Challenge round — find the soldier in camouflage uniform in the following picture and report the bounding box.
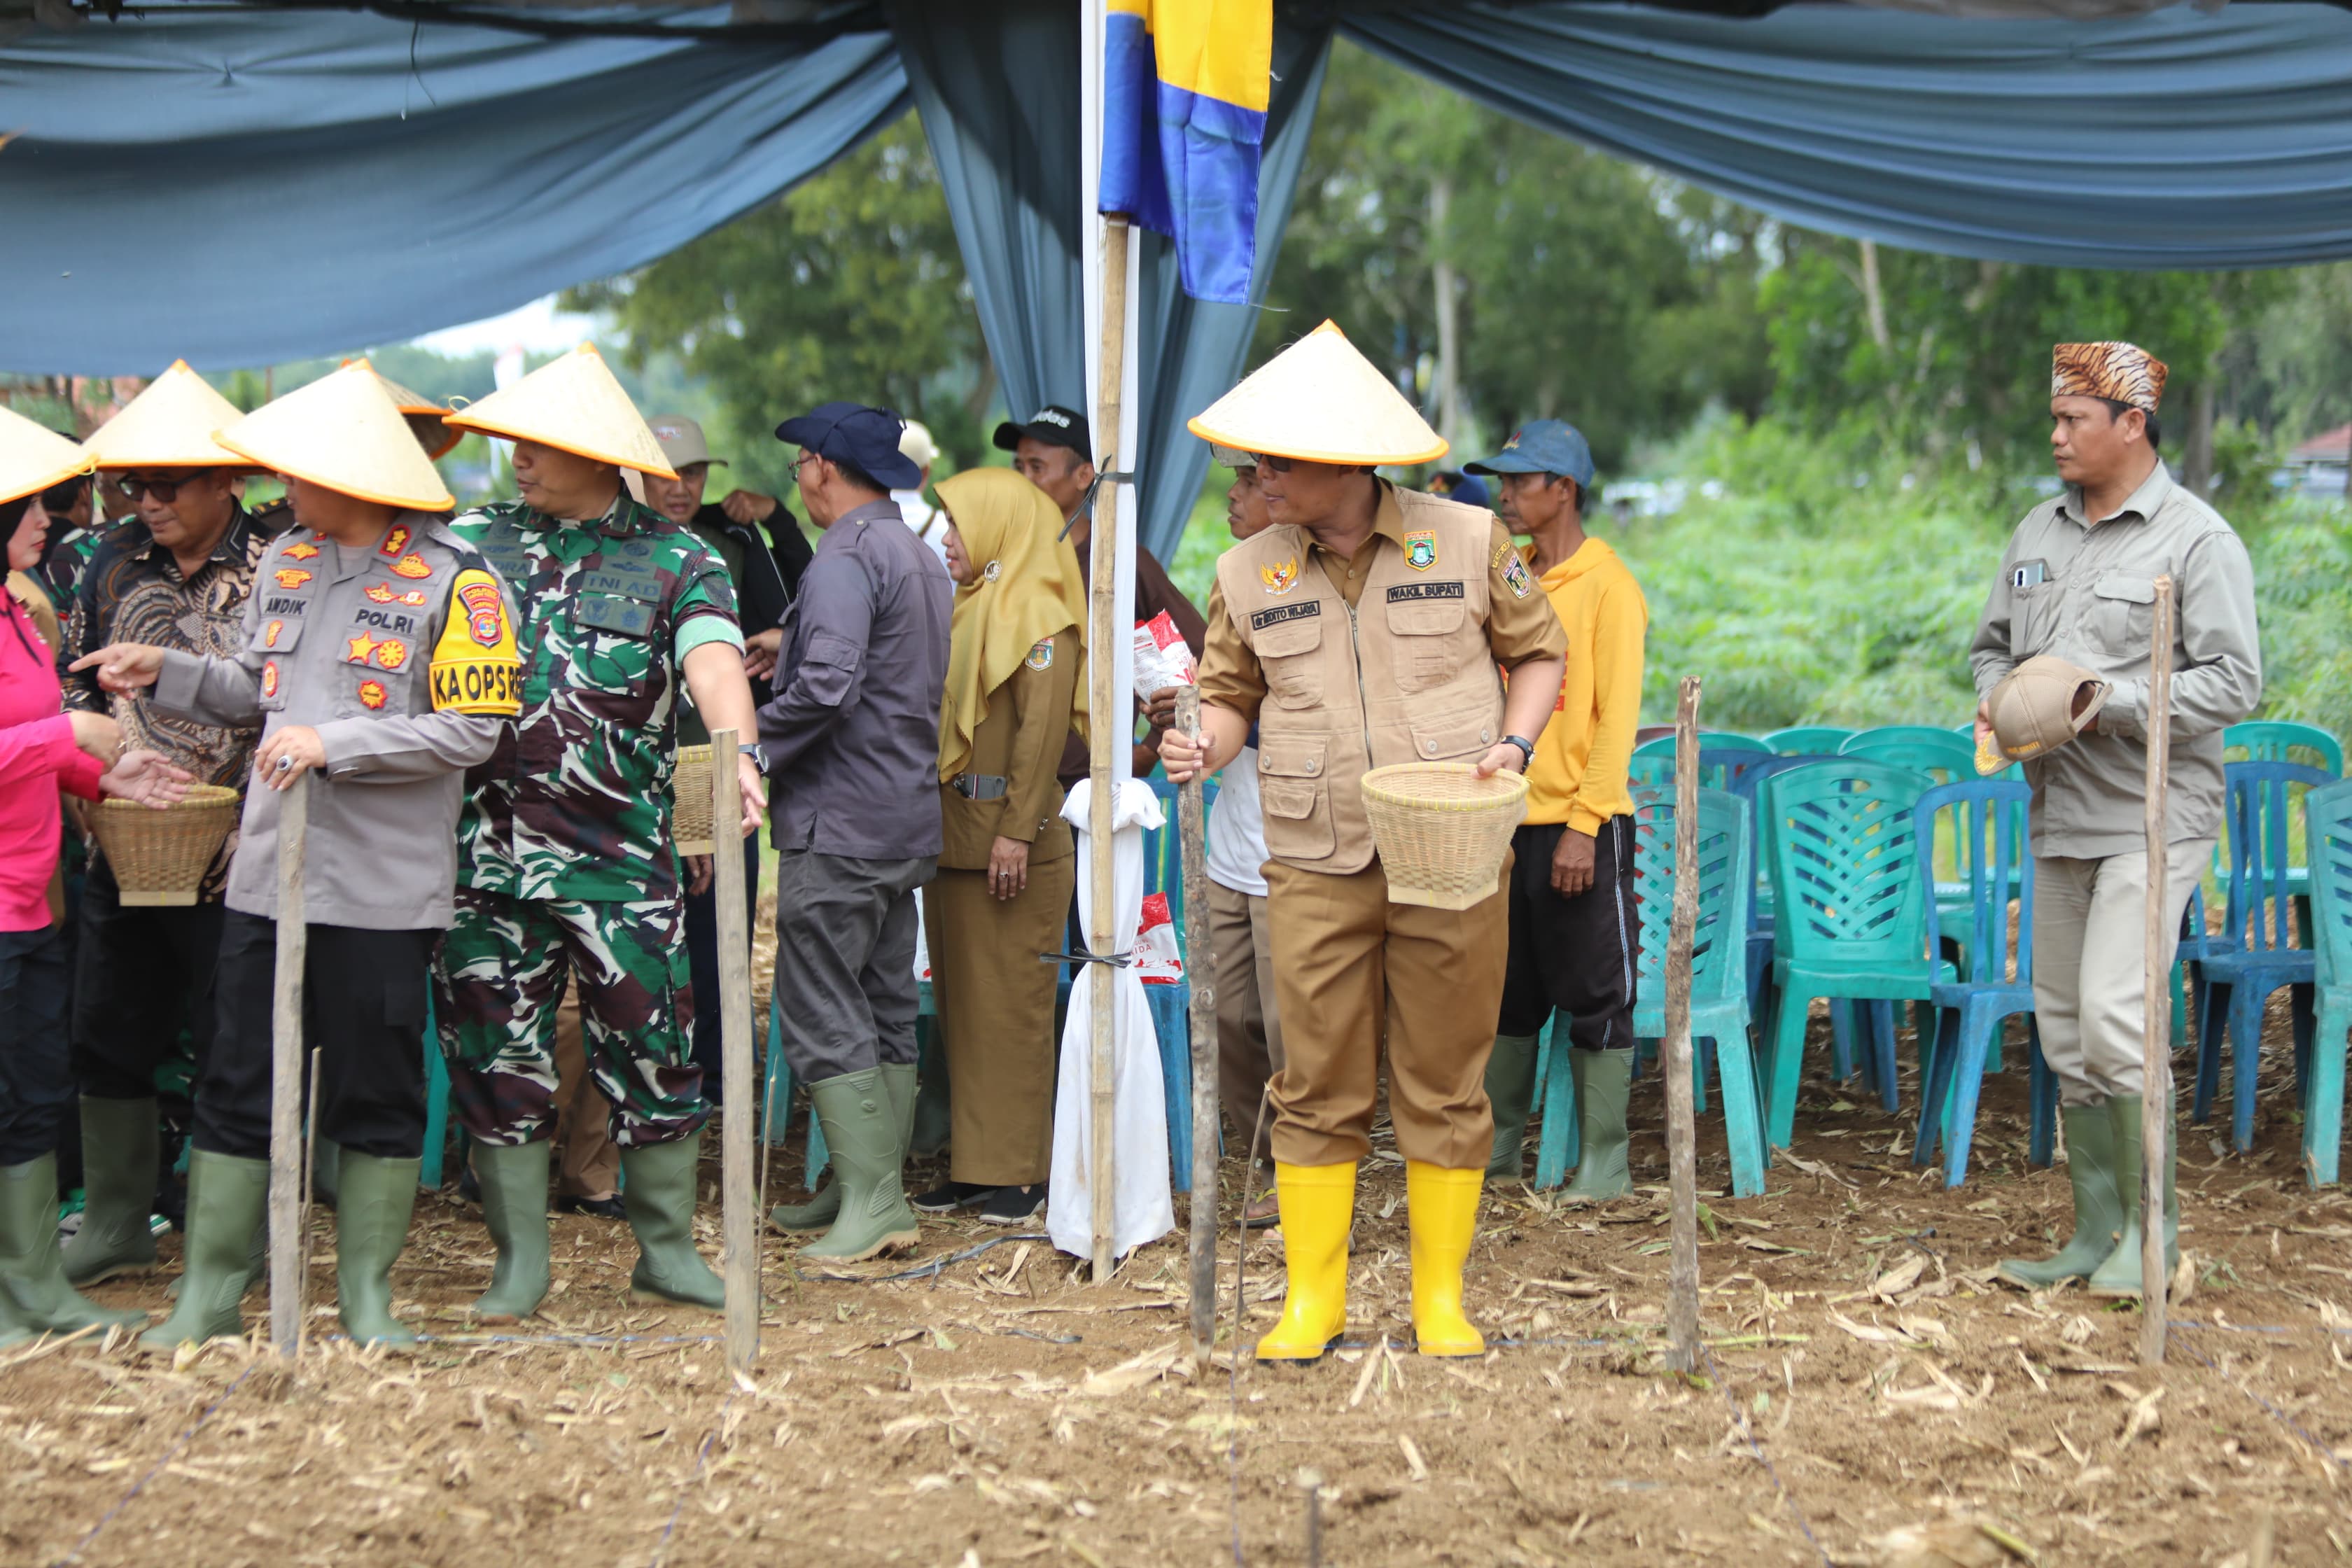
[435,346,766,1318]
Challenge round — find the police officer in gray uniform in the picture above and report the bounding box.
[75,365,522,1350]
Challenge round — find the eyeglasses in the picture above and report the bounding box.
[1253,453,1295,474]
[113,470,213,503]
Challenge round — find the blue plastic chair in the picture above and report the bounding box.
[1765,726,1855,757]
[2302,780,2352,1185]
[1910,780,2042,1187]
[1759,761,1939,1149]
[2197,761,2328,1151]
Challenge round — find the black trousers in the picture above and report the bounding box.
[0,925,74,1168]
[1497,817,1640,1049]
[71,857,224,1102]
[683,838,760,1105]
[193,913,435,1162]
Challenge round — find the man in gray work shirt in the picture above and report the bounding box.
[1970,340,2261,1298]
[755,402,951,1261]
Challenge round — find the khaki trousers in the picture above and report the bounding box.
[927,854,1075,1187]
[550,986,620,1200]
[1263,856,1511,1169]
[1209,881,1285,1165]
[2032,836,2213,1106]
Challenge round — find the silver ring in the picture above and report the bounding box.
[274,756,293,771]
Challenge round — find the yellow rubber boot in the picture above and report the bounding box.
[1406,1161,1485,1357]
[1254,1162,1355,1362]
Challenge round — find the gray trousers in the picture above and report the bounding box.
[2032,835,2213,1106]
[771,848,936,1084]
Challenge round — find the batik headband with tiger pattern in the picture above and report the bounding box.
[2052,342,2168,414]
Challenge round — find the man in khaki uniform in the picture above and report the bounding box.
[1161,323,1566,1360]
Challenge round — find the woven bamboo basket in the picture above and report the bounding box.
[92,784,241,907]
[1360,763,1528,910]
[671,744,715,855]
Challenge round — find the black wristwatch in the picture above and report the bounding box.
[738,742,768,776]
[1501,734,1535,772]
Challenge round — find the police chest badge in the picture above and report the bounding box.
[390,553,432,580]
[1404,531,1438,572]
[357,679,388,710]
[429,568,524,717]
[1260,557,1301,596]
[262,620,286,650]
[1500,552,1534,599]
[260,659,280,699]
[1024,638,1055,671]
[281,542,320,561]
[274,568,313,589]
[365,583,428,607]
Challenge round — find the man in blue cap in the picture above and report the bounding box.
[1463,421,1648,1200]
[757,402,954,1259]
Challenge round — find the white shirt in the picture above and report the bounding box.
[895,489,951,565]
[1204,745,1269,897]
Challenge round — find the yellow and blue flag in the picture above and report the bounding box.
[1099,0,1273,305]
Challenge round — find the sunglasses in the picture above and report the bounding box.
[113,470,214,503]
[1253,453,1295,473]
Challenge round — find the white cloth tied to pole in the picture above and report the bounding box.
[1046,778,1173,1260]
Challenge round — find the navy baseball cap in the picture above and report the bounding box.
[1462,419,1596,490]
[776,400,923,491]
[993,403,1091,458]
[1430,470,1490,510]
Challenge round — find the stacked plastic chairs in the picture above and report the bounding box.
[2303,779,2352,1185]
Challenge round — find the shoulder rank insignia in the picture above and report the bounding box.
[260,659,280,699]
[430,567,523,717]
[390,553,432,580]
[378,523,412,559]
[1024,638,1055,671]
[357,679,388,710]
[1499,550,1534,600]
[1259,556,1301,596]
[281,541,321,561]
[364,583,429,606]
[273,567,313,589]
[1404,530,1438,572]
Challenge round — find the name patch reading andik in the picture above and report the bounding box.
[430,568,523,716]
[1250,601,1321,631]
[1385,581,1464,603]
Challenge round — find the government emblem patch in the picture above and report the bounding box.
[1024,639,1054,671]
[1404,531,1437,572]
[1260,557,1300,596]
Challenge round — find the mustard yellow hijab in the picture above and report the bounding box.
[935,467,1090,782]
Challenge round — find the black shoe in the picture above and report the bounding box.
[913,1181,990,1214]
[975,1184,1045,1226]
[556,1193,627,1222]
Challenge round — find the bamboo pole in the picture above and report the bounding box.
[712,729,758,1373]
[267,773,309,1356]
[2140,579,2176,1366]
[1663,678,1703,1374]
[1176,688,1218,1359]
[1087,214,1132,1281]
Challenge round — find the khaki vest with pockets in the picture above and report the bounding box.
[1214,489,1506,876]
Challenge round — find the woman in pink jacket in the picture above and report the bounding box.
[0,412,187,1345]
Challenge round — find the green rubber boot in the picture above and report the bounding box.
[1483,1033,1541,1179]
[2088,1093,2179,1298]
[335,1153,419,1348]
[622,1134,724,1310]
[312,1137,342,1212]
[909,1054,951,1158]
[139,1152,268,1351]
[470,1140,550,1321]
[0,1280,36,1349]
[61,1096,159,1285]
[1997,1105,2120,1289]
[801,1070,922,1261]
[1561,1049,1633,1203]
[769,1063,919,1232]
[0,1155,146,1334]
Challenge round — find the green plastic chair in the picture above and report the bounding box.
[2226,720,2344,777]
[1636,731,1772,758]
[1765,726,1855,757]
[1759,760,1939,1150]
[2304,779,2352,1184]
[1837,726,1980,785]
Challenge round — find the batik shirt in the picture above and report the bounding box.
[448,493,741,904]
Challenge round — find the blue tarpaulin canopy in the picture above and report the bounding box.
[8,0,2352,554]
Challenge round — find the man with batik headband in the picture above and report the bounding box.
[1971,340,2260,1297]
[76,363,522,1348]
[58,361,283,1291]
[435,345,765,1320]
[1162,323,1568,1361]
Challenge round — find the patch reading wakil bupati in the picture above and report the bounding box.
[1385,581,1464,603]
[1250,601,1322,631]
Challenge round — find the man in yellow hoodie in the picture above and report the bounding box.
[1463,421,1648,1198]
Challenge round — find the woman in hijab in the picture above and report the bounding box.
[914,467,1087,1226]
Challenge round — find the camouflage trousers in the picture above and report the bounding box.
[435,888,708,1149]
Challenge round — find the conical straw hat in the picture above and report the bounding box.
[0,406,92,507]
[345,360,464,460]
[1188,320,1447,466]
[216,360,455,512]
[440,343,677,478]
[82,360,256,471]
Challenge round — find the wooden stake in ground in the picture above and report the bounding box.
[711,727,758,1373]
[1663,677,1703,1374]
[267,772,309,1356]
[1175,687,1218,1359]
[2140,578,2176,1366]
[1086,214,1133,1282]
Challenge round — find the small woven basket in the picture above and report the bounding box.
[92,784,241,907]
[671,744,715,855]
[1360,763,1528,910]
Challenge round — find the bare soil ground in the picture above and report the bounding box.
[6,995,2348,1568]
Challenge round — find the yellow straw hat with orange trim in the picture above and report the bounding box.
[0,407,93,507]
[1188,319,1447,467]
[81,360,258,472]
[215,360,455,513]
[343,360,465,461]
[439,343,677,478]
